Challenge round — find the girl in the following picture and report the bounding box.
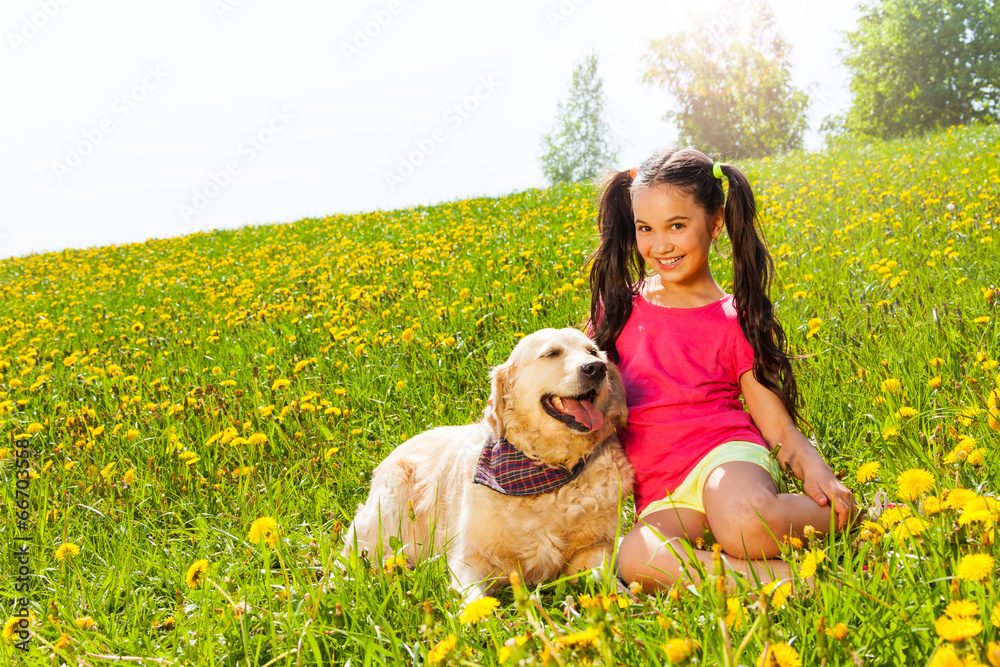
[587,147,857,591]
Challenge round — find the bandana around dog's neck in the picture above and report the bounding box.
[473,436,592,496]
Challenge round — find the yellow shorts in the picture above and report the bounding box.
[638,441,781,519]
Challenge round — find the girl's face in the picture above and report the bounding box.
[633,184,723,291]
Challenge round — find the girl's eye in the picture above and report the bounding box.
[671,223,685,230]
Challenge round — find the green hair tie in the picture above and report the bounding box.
[712,162,724,179]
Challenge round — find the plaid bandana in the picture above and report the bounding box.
[473,436,590,496]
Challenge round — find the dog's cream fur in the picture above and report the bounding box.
[342,327,635,600]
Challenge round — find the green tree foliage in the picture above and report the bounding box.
[839,0,1000,140]
[641,3,809,159]
[539,50,621,184]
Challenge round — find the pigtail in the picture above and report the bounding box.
[586,169,644,364]
[720,163,803,427]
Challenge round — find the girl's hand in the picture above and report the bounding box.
[801,458,858,531]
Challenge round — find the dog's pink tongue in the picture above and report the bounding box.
[562,398,604,431]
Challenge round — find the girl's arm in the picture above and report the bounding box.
[739,370,858,529]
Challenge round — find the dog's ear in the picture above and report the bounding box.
[606,361,628,427]
[483,361,513,438]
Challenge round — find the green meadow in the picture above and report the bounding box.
[1,123,998,666]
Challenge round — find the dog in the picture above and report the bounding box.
[341,327,634,601]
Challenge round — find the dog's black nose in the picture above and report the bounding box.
[581,360,606,380]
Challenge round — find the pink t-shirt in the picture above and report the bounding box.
[614,291,768,515]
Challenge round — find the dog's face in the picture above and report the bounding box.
[483,328,628,466]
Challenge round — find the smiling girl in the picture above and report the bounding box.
[586,147,857,590]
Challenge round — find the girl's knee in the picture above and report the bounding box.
[713,506,786,559]
[615,530,648,584]
[709,492,787,559]
[616,528,688,586]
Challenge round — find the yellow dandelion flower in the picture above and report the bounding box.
[383,554,407,573]
[186,559,209,589]
[758,642,801,667]
[945,600,980,619]
[992,602,1000,628]
[763,580,793,610]
[935,615,982,642]
[830,623,849,641]
[248,516,280,548]
[662,637,698,663]
[880,378,901,392]
[54,542,81,561]
[879,505,912,527]
[896,468,935,501]
[985,642,1000,667]
[3,616,24,642]
[928,644,963,667]
[894,516,928,540]
[725,597,745,630]
[956,553,995,582]
[799,549,826,579]
[271,378,290,391]
[897,406,918,418]
[427,634,457,664]
[922,495,942,514]
[246,433,267,445]
[856,461,880,483]
[959,497,998,525]
[882,426,900,439]
[458,596,499,624]
[556,626,600,649]
[75,616,95,630]
[943,488,978,510]
[929,376,942,388]
[929,357,945,367]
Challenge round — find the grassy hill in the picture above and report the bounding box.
[0,123,997,665]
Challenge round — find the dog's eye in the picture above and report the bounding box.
[587,349,600,357]
[543,349,561,358]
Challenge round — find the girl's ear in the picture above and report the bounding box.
[710,208,725,240]
[484,361,514,437]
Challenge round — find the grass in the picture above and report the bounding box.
[0,122,998,666]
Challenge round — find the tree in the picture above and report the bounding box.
[640,2,809,159]
[838,0,1000,140]
[539,50,622,185]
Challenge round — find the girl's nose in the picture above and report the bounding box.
[652,234,672,254]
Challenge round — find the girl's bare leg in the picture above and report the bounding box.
[616,507,791,593]
[702,462,840,560]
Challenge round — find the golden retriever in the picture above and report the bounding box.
[341,327,634,601]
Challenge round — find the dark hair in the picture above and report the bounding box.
[586,147,802,427]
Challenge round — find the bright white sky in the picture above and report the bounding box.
[0,0,859,260]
